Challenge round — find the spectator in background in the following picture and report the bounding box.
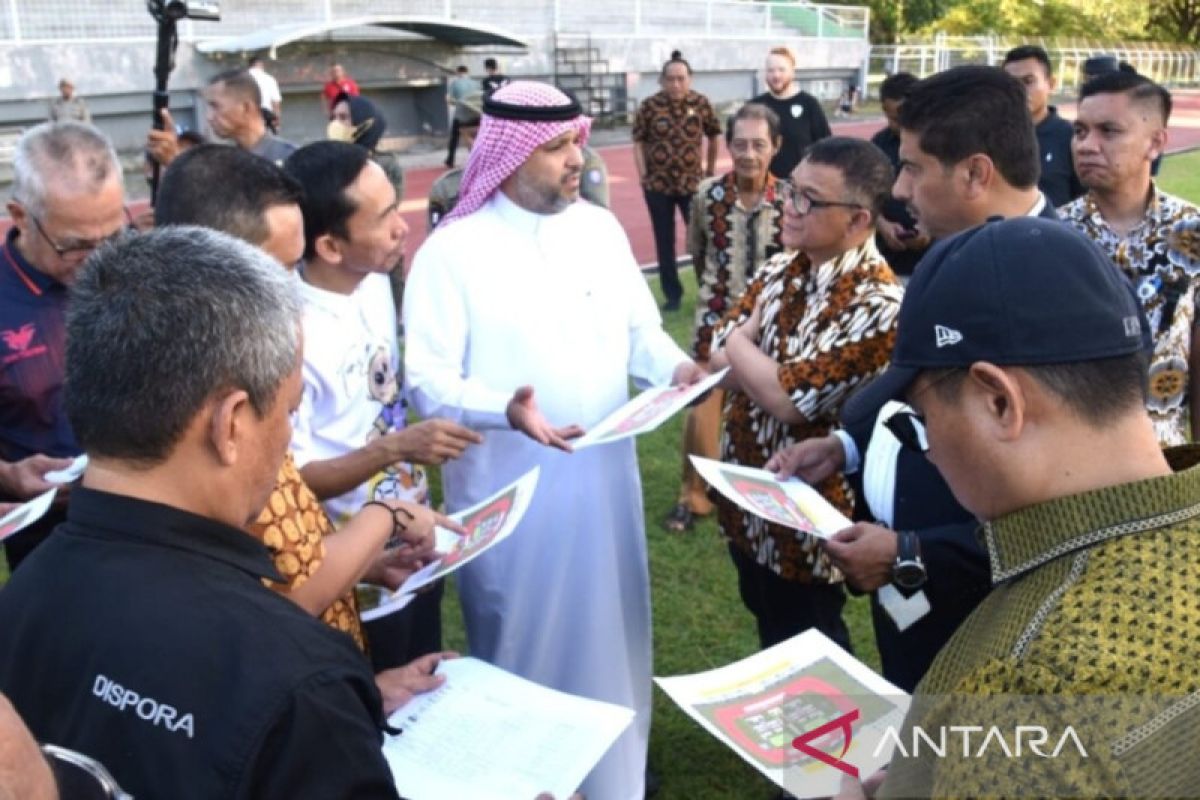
[1062,71,1200,447]
[633,51,722,312]
[322,62,359,111]
[663,102,786,533]
[0,122,127,572]
[835,83,858,117]
[481,57,509,95]
[751,46,831,179]
[248,55,283,134]
[146,69,295,169]
[445,65,475,168]
[870,71,927,276]
[47,78,89,124]
[1003,44,1084,208]
[708,137,902,653]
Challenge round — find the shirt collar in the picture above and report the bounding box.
[66,485,284,582]
[3,227,61,296]
[490,189,567,236]
[1026,192,1048,218]
[1081,181,1167,233]
[721,172,779,212]
[983,445,1200,584]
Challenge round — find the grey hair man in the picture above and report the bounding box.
[0,121,126,571]
[0,226,401,798]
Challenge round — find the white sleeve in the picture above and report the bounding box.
[289,363,320,469]
[616,218,689,388]
[402,238,513,430]
[832,428,861,475]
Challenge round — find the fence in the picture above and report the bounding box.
[868,34,1200,94]
[0,0,868,44]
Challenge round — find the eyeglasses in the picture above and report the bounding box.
[779,182,862,216]
[884,410,929,453]
[29,209,132,260]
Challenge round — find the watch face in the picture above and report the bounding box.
[893,561,926,590]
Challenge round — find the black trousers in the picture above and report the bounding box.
[362,579,445,672]
[728,543,852,653]
[643,189,691,306]
[445,119,463,166]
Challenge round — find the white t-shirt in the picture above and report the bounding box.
[292,272,425,526]
[250,66,282,110]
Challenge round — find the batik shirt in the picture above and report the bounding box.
[249,451,366,652]
[688,172,785,361]
[632,90,721,196]
[1061,186,1200,446]
[711,240,902,582]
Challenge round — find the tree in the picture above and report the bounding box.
[1151,0,1200,43]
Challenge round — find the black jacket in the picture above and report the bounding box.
[0,487,398,799]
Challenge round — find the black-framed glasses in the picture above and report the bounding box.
[29,209,132,259]
[779,181,862,216]
[885,410,929,453]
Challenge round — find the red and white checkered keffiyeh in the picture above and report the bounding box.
[442,81,592,225]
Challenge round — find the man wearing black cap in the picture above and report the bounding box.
[836,216,1200,799]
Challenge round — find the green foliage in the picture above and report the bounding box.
[925,0,1149,39]
[1150,0,1200,44]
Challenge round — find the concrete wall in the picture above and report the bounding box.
[0,30,867,153]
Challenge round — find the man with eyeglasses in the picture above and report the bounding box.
[0,121,128,571]
[663,102,787,534]
[767,66,1056,692]
[707,136,902,654]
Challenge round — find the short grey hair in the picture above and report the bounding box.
[66,226,301,463]
[11,121,121,218]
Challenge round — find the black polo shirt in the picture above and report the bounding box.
[751,90,831,179]
[1036,107,1084,209]
[0,487,398,799]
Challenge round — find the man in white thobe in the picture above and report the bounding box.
[404,82,703,800]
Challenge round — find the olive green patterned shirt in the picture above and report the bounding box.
[881,446,1200,799]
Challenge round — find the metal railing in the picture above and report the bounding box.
[0,0,868,44]
[868,34,1200,93]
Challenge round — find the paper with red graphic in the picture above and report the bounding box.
[0,489,57,542]
[690,457,852,538]
[572,369,728,449]
[360,467,539,621]
[655,630,909,797]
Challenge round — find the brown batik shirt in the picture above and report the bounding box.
[711,240,902,583]
[632,89,722,196]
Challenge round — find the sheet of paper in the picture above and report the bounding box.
[382,657,634,800]
[572,368,728,449]
[359,467,539,622]
[655,629,910,798]
[690,457,852,539]
[0,488,58,542]
[43,454,87,485]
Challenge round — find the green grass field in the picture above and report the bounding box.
[5,149,1200,798]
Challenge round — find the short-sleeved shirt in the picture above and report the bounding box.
[292,273,427,526]
[481,74,509,96]
[632,89,722,196]
[1036,107,1083,209]
[688,172,785,360]
[448,76,477,123]
[1060,185,1200,446]
[0,228,77,466]
[48,95,90,123]
[750,90,831,179]
[248,133,297,167]
[711,240,902,582]
[248,451,366,651]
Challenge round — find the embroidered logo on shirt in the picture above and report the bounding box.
[1124,316,1142,337]
[1,323,47,365]
[1046,153,1053,162]
[92,673,196,739]
[791,104,803,118]
[935,325,963,348]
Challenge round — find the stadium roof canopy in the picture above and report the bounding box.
[197,15,527,58]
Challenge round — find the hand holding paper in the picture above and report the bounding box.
[690,457,852,538]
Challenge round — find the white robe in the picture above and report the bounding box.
[403,193,687,800]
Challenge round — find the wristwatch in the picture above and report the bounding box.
[892,530,927,590]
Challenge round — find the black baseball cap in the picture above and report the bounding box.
[843,216,1151,419]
